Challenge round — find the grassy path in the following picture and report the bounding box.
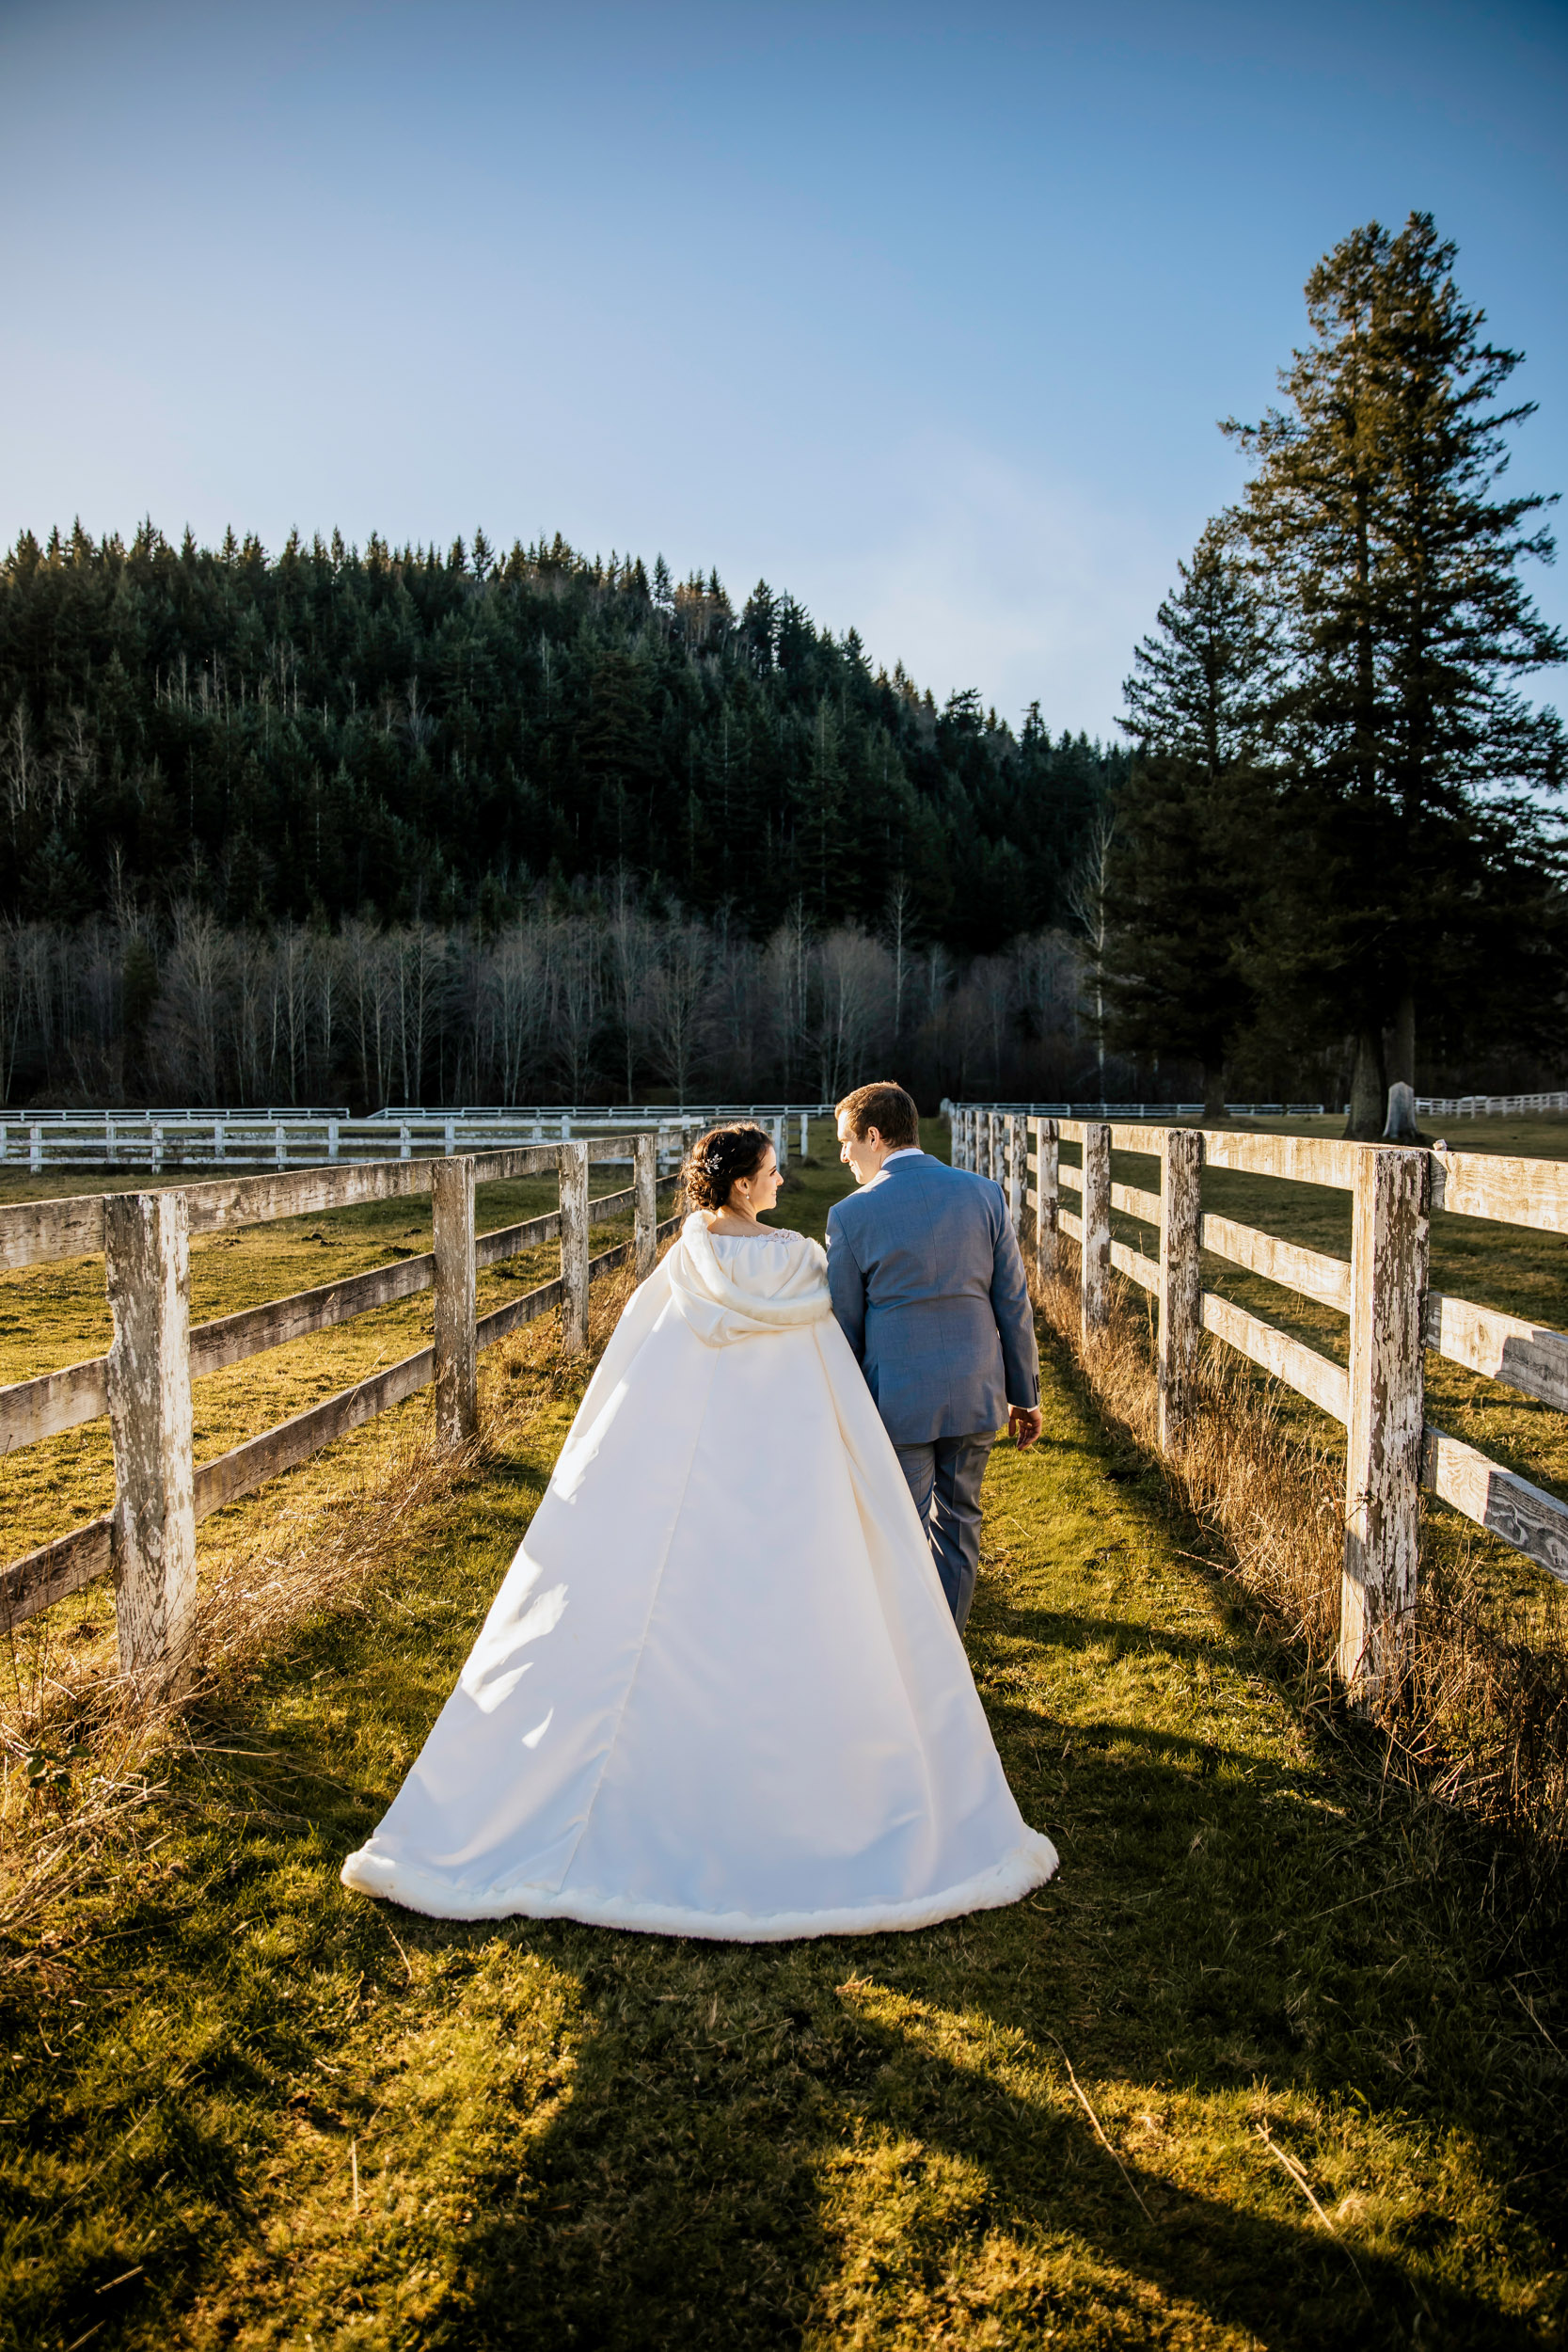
[3,1140,1563,2346]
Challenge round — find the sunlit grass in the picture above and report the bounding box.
[1,1133,1561,2348]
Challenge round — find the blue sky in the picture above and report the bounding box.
[1,0,1563,737]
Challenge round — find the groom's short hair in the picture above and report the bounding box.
[837,1082,919,1151]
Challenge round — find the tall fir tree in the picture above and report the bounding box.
[1224,212,1565,1136]
[1101,523,1276,1117]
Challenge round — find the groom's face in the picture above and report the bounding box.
[837,1114,886,1186]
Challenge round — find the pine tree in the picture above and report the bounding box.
[1101,523,1276,1117]
[1225,213,1565,1136]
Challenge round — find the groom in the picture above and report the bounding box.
[825,1081,1041,1635]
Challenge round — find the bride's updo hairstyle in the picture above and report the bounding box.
[682,1122,772,1213]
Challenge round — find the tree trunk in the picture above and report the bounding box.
[1384,993,1419,1136]
[1387,989,1415,1089]
[1200,1063,1227,1124]
[1345,1027,1386,1139]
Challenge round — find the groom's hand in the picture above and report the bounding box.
[1008,1405,1042,1451]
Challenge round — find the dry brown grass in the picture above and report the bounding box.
[1032,1260,1568,1859]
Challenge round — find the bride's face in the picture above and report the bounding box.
[731,1147,782,1217]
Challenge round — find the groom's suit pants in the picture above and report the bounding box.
[894,1434,994,1635]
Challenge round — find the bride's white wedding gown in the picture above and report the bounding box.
[342,1216,1058,1939]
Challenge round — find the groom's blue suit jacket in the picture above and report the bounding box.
[825,1152,1040,1445]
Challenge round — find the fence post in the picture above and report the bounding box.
[432,1155,478,1449]
[1157,1127,1203,1452]
[1339,1146,1430,1703]
[1032,1116,1059,1279]
[1080,1121,1111,1335]
[328,1118,339,1164]
[1006,1112,1025,1232]
[634,1131,658,1279]
[104,1189,197,1687]
[559,1140,590,1353]
[151,1124,164,1175]
[399,1122,411,1162]
[29,1121,42,1174]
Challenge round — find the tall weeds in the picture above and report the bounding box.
[1033,1264,1568,1858]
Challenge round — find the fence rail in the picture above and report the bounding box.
[2,1103,835,1173]
[0,1111,783,1175]
[0,1138,681,1681]
[942,1098,1329,1120]
[952,1104,1568,1699]
[1418,1092,1568,1119]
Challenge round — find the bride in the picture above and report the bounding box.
[342,1123,1057,1939]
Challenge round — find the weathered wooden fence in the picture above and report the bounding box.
[0,1138,682,1688]
[953,1105,1568,1701]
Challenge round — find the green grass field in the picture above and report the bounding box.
[1,1120,1563,2348]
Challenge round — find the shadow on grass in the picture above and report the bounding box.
[8,1368,1561,2351]
[330,1816,1538,2352]
[134,1611,1557,2351]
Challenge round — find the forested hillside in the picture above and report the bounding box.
[0,525,1120,950]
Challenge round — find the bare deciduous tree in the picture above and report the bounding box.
[1066,808,1118,1096]
[641,924,713,1102]
[810,928,895,1100]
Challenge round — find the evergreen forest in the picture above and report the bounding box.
[0,529,1117,949]
[0,532,1120,1108]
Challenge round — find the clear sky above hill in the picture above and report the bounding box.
[1,0,1563,739]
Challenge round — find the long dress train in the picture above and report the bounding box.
[341,1216,1058,1939]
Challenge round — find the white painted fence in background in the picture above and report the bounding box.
[942,1098,1328,1120]
[1418,1093,1568,1119]
[0,1106,832,1176]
